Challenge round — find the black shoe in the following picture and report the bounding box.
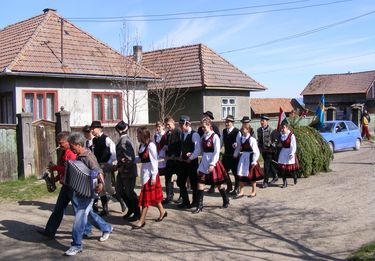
[36,228,54,239]
[132,222,145,230]
[293,175,298,185]
[192,207,203,214]
[262,182,268,189]
[178,202,191,209]
[269,177,279,185]
[282,179,288,188]
[155,211,168,222]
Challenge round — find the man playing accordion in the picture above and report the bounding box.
[64,132,113,256]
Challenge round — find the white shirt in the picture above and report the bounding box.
[137,142,158,185]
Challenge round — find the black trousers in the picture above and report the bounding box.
[165,160,180,200]
[177,159,199,204]
[222,155,239,189]
[262,152,278,183]
[116,174,139,215]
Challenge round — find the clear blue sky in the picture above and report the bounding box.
[1,0,374,98]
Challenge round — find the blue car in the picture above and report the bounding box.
[318,120,362,152]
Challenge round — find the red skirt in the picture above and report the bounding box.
[197,160,228,185]
[238,162,264,183]
[138,174,163,207]
[278,155,300,172]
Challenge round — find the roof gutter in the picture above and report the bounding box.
[0,70,162,82]
[204,86,266,91]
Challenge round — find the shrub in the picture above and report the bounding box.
[293,125,333,177]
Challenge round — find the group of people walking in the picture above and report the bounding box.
[37,111,300,256]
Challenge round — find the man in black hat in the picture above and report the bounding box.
[221,115,241,194]
[163,116,182,204]
[198,111,221,137]
[90,121,125,215]
[177,115,201,208]
[257,115,279,188]
[113,121,140,221]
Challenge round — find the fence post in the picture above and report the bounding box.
[16,112,35,178]
[55,106,71,133]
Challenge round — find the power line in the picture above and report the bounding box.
[68,0,351,22]
[219,10,375,54]
[68,0,313,19]
[251,51,375,75]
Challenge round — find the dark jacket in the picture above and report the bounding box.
[116,134,137,178]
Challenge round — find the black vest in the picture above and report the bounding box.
[166,128,182,157]
[181,130,196,159]
[223,127,239,156]
[93,134,111,163]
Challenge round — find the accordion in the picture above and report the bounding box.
[64,160,99,198]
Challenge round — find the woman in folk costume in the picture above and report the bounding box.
[277,120,300,188]
[132,127,167,229]
[154,121,168,175]
[233,123,263,198]
[193,117,230,214]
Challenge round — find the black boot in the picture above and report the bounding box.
[191,189,198,208]
[226,177,233,194]
[192,190,204,214]
[163,182,174,204]
[262,179,269,189]
[219,188,230,208]
[99,195,109,216]
[113,193,127,212]
[282,178,288,188]
[178,187,190,208]
[293,173,298,185]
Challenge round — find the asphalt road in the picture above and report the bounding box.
[0,141,374,260]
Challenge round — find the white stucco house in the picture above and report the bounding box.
[0,9,158,126]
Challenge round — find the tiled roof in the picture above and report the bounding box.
[141,44,265,90]
[301,70,375,96]
[251,98,295,114]
[0,9,157,79]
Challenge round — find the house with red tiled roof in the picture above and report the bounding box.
[0,9,158,125]
[140,44,266,122]
[301,70,375,120]
[250,98,303,118]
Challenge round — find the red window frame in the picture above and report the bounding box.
[92,92,123,123]
[22,90,58,121]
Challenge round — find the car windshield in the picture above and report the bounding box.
[319,123,335,133]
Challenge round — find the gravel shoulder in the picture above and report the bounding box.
[0,142,374,260]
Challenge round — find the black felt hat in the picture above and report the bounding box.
[90,120,103,129]
[240,116,251,123]
[260,115,270,121]
[115,120,128,132]
[225,115,235,122]
[203,111,214,120]
[82,125,91,133]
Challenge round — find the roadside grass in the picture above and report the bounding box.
[348,241,375,261]
[0,176,58,203]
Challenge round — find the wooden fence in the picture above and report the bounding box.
[0,124,18,181]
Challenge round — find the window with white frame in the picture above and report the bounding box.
[23,91,57,121]
[92,92,122,123]
[221,97,236,119]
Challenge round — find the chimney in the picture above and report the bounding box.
[133,45,142,63]
[43,8,57,13]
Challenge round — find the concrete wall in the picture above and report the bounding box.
[13,76,148,126]
[203,89,250,121]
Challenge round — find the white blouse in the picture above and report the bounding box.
[137,142,158,185]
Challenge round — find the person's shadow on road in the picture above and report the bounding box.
[0,220,66,251]
[17,200,74,216]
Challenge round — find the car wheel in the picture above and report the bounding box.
[328,142,334,152]
[354,138,361,150]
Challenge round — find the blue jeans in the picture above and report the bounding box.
[45,185,72,237]
[71,192,94,248]
[84,210,112,235]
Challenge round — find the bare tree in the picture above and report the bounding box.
[111,23,148,125]
[146,46,189,122]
